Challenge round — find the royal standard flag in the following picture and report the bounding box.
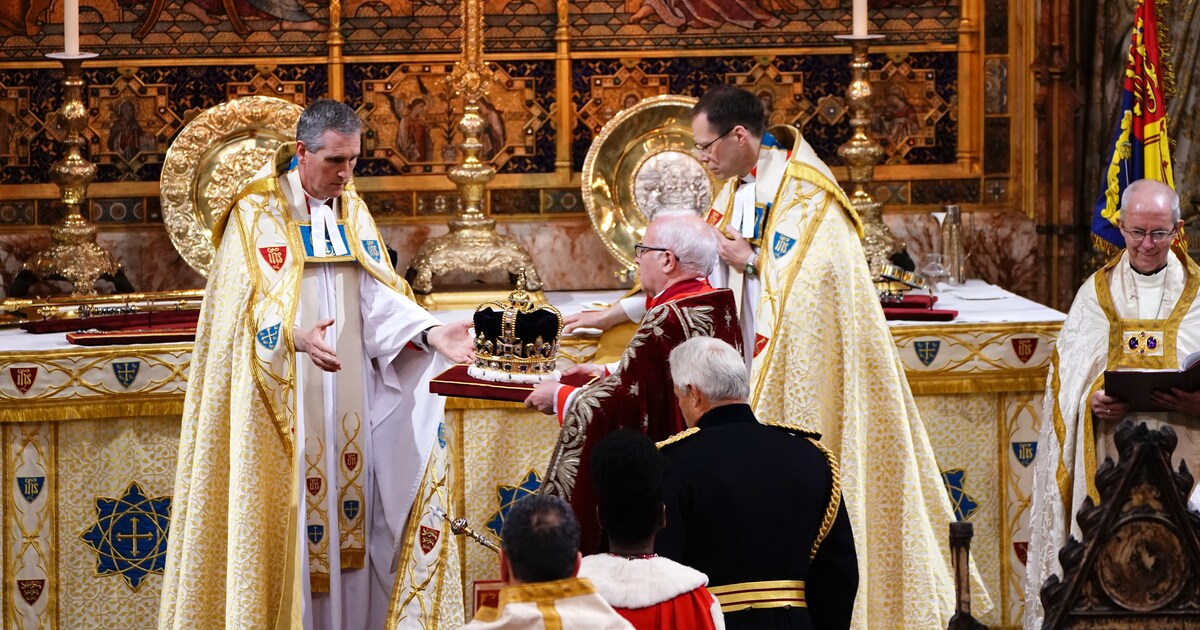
[1092,0,1174,255]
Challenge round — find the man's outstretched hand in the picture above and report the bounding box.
[295,318,341,372]
[563,306,630,333]
[427,320,475,364]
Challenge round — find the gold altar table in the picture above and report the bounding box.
[0,283,1062,629]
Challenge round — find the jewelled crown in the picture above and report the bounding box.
[468,274,563,383]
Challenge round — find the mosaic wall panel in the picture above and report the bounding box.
[570,52,959,170]
[346,60,555,176]
[0,64,324,187]
[568,0,959,50]
[0,1,962,59]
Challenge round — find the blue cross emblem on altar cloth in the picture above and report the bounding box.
[17,476,44,503]
[914,340,941,366]
[80,481,171,591]
[256,324,281,350]
[362,239,382,263]
[112,361,140,389]
[486,470,542,537]
[343,500,360,521]
[1012,441,1037,467]
[940,469,980,521]
[307,524,325,544]
[771,232,796,259]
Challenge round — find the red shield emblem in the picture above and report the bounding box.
[704,208,724,226]
[10,367,36,394]
[17,579,44,605]
[419,524,440,554]
[753,333,769,358]
[344,452,359,471]
[259,246,287,272]
[1011,338,1038,364]
[1013,541,1029,565]
[306,476,323,496]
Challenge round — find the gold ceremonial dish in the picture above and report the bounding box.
[582,95,714,281]
[160,96,304,276]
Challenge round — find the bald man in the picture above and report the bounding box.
[1025,178,1200,627]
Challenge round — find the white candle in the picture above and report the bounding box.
[852,0,868,37]
[65,0,80,56]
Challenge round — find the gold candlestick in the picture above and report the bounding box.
[835,34,901,276]
[405,0,542,308]
[23,52,121,296]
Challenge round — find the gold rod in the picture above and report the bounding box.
[554,0,573,181]
[327,0,345,100]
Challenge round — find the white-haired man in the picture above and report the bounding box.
[528,212,743,554]
[159,99,474,629]
[1025,178,1200,626]
[657,336,858,630]
[563,85,983,628]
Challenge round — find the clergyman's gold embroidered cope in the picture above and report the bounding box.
[158,145,431,629]
[707,125,991,628]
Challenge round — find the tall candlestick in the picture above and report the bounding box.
[64,0,80,55]
[852,0,868,37]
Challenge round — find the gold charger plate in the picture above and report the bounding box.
[160,96,304,277]
[582,95,715,279]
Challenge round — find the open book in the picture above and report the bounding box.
[1104,350,1200,412]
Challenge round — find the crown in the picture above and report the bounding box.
[468,272,563,383]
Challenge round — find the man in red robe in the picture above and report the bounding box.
[526,212,743,553]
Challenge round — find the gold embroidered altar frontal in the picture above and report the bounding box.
[0,286,1061,630]
[0,332,188,628]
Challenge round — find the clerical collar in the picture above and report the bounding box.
[296,172,331,211]
[1131,262,1168,277]
[738,166,758,187]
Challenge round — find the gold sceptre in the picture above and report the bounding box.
[834,33,901,277]
[430,505,500,553]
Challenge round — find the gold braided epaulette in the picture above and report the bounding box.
[656,427,700,449]
[761,421,822,442]
[805,437,842,561]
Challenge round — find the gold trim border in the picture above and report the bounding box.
[904,370,1048,396]
[0,396,185,423]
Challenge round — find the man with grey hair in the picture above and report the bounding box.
[160,99,474,629]
[657,336,858,630]
[1024,178,1200,627]
[531,212,743,554]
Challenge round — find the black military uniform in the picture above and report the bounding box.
[655,403,858,630]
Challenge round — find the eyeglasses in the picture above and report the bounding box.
[1120,225,1176,244]
[634,243,670,258]
[693,127,735,154]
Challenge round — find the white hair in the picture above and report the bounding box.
[652,212,718,277]
[1121,179,1181,223]
[669,336,749,402]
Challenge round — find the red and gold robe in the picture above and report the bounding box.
[542,279,742,553]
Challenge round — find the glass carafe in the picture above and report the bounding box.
[920,253,950,291]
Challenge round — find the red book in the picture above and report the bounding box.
[429,364,597,403]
